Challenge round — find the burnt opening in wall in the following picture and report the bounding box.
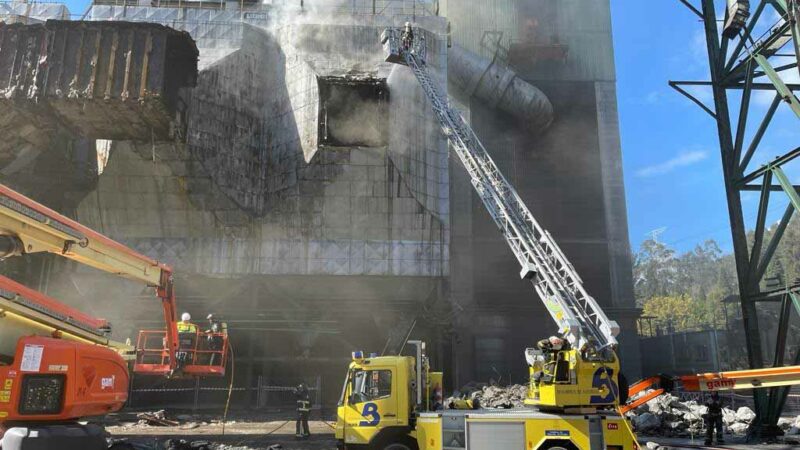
[318,76,388,147]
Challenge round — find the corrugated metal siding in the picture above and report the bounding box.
[443,0,616,82]
[441,0,518,60]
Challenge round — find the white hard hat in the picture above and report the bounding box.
[405,21,411,27]
[181,312,191,321]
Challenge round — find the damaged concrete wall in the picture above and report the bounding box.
[0,21,198,144]
[3,12,450,403]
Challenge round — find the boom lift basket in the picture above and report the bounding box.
[133,329,228,377]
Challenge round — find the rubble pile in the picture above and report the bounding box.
[627,391,767,437]
[445,384,529,409]
[212,446,265,450]
[126,411,212,430]
[137,410,180,427]
[472,384,529,409]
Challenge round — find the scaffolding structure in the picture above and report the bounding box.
[673,0,800,436]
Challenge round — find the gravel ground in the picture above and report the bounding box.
[107,418,338,449]
[643,436,800,449]
[105,414,800,450]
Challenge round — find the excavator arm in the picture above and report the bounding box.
[0,183,181,371]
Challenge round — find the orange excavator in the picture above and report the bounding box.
[0,183,228,449]
[622,365,800,413]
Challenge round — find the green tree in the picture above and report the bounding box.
[633,239,677,302]
[641,295,697,334]
[633,238,737,333]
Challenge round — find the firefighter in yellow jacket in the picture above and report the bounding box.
[175,312,198,370]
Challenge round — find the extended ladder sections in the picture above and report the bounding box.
[382,29,620,357]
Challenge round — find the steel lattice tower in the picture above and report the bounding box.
[674,0,800,436]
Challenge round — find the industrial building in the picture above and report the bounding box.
[0,0,640,409]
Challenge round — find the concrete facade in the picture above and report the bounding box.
[0,0,640,404]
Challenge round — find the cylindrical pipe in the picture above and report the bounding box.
[0,235,23,259]
[447,45,553,133]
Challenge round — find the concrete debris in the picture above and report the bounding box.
[735,406,757,423]
[211,445,268,450]
[137,411,180,427]
[728,422,749,435]
[109,439,213,450]
[626,391,766,437]
[778,416,800,435]
[164,440,212,450]
[127,411,216,430]
[633,413,661,432]
[445,384,529,409]
[471,384,529,409]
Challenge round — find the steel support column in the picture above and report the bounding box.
[675,0,800,437]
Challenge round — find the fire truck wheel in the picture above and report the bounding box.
[380,436,418,450]
[108,443,136,450]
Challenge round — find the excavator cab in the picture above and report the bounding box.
[133,320,229,377]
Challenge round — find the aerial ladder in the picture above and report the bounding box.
[0,183,227,450]
[382,28,622,410]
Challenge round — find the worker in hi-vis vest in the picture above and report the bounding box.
[175,312,198,370]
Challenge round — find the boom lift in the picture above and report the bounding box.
[622,365,800,414]
[334,27,637,450]
[0,183,228,450]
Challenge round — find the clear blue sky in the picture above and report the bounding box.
[58,0,797,254]
[611,0,798,254]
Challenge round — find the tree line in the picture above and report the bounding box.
[633,219,800,368]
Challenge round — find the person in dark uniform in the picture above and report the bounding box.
[401,22,414,51]
[294,383,311,438]
[703,392,725,445]
[532,336,569,384]
[204,314,224,366]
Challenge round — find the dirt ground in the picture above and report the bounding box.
[642,436,800,449]
[105,413,800,450]
[107,419,338,449]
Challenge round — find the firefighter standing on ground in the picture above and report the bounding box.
[703,392,725,445]
[294,383,311,438]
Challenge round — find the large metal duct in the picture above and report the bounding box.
[448,45,553,133]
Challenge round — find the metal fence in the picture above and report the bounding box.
[127,375,322,412]
[676,389,800,417]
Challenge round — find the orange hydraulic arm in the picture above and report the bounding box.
[0,274,117,346]
[620,375,674,413]
[0,183,181,372]
[622,365,800,413]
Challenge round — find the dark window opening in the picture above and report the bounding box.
[318,76,388,147]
